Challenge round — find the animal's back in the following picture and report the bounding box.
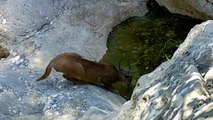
[57,53,113,83]
[37,52,119,84]
[37,52,83,81]
[79,59,118,83]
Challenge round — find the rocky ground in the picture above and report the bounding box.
[2,0,213,120]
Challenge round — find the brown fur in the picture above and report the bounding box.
[37,52,131,91]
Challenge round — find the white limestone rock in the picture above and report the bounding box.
[156,0,213,20]
[0,0,148,120]
[116,20,213,120]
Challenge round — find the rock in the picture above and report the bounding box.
[0,28,10,43]
[0,70,126,120]
[156,0,213,20]
[0,0,148,120]
[10,56,20,64]
[0,0,148,62]
[115,20,213,120]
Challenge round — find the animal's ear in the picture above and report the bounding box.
[123,71,132,85]
[117,60,132,71]
[125,71,132,80]
[117,60,132,81]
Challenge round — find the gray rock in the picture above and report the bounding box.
[0,0,148,120]
[115,20,213,120]
[0,0,148,61]
[156,0,213,20]
[0,71,126,120]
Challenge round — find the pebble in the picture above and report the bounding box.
[15,59,24,65]
[19,111,23,116]
[10,55,28,67]
[45,110,53,116]
[2,18,6,24]
[12,110,17,114]
[18,76,22,81]
[58,94,64,100]
[0,75,6,78]
[55,111,60,115]
[0,89,3,93]
[11,56,20,64]
[52,104,57,108]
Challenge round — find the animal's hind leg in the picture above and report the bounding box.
[62,74,85,84]
[62,74,71,80]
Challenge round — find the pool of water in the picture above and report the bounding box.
[101,3,202,100]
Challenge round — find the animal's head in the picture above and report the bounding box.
[117,61,132,85]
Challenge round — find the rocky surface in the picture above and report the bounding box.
[0,0,148,120]
[156,0,213,20]
[116,20,213,120]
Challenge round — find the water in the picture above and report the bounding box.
[101,3,202,100]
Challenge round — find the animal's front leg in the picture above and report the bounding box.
[104,83,119,95]
[101,77,119,94]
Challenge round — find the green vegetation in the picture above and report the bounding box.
[101,6,202,99]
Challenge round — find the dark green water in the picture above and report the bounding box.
[101,4,202,100]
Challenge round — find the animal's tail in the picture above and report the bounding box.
[37,61,53,81]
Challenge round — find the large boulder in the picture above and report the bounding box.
[156,0,213,20]
[116,20,213,120]
[0,0,148,119]
[0,70,126,120]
